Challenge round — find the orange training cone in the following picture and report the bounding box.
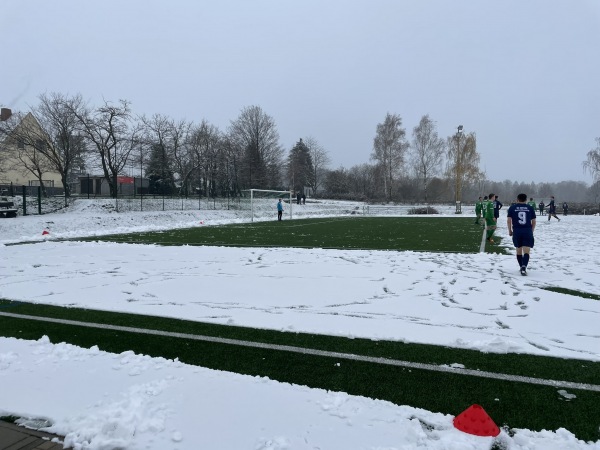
[453,404,500,437]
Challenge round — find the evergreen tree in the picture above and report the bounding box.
[146,143,176,195]
[287,138,314,193]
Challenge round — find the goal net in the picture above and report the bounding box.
[240,189,293,222]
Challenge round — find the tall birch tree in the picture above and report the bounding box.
[410,115,445,203]
[372,113,408,201]
[446,129,482,210]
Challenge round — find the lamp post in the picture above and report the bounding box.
[455,125,463,214]
[140,148,144,211]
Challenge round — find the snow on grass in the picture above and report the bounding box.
[1,199,599,449]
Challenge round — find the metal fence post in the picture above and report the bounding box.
[38,186,42,215]
[22,185,27,216]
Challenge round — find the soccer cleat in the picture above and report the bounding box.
[487,238,495,243]
[520,266,527,276]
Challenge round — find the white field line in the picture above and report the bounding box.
[2,311,599,393]
[480,224,487,253]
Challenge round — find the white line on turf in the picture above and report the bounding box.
[1,311,599,393]
[480,224,487,253]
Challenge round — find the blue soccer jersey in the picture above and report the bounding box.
[507,203,536,229]
[508,203,536,248]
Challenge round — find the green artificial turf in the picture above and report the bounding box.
[4,217,593,439]
[77,216,506,254]
[1,299,598,441]
[541,287,600,301]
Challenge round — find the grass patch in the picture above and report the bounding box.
[76,217,506,253]
[1,299,598,441]
[0,416,18,424]
[542,287,600,301]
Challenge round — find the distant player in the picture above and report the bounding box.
[547,196,560,222]
[484,193,496,243]
[277,198,284,221]
[474,196,483,224]
[507,193,536,276]
[493,195,503,220]
[528,197,537,210]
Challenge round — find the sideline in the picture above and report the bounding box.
[479,224,487,253]
[1,311,599,393]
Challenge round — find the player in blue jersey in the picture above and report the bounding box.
[493,195,503,220]
[507,193,537,276]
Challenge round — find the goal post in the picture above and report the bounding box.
[242,189,293,222]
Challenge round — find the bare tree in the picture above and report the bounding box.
[229,106,283,189]
[446,129,482,211]
[74,99,141,198]
[219,134,241,196]
[372,113,408,201]
[583,137,600,185]
[303,136,330,196]
[324,166,350,195]
[190,119,222,196]
[140,114,197,195]
[348,163,377,199]
[410,115,445,203]
[0,93,87,196]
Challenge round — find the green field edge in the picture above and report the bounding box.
[71,216,508,255]
[0,303,598,441]
[541,287,600,301]
[1,299,596,384]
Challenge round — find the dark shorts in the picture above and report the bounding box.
[512,229,534,248]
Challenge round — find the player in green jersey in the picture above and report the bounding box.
[484,193,497,243]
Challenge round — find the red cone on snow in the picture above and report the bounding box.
[453,404,500,437]
[42,230,49,235]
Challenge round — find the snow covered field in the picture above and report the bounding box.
[1,199,599,449]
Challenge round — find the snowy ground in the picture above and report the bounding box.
[1,199,599,450]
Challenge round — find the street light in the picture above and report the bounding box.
[455,125,463,214]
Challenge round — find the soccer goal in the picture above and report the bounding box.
[240,189,293,222]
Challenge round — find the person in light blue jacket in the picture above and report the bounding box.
[277,198,284,221]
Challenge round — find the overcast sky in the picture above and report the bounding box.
[2,0,599,184]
